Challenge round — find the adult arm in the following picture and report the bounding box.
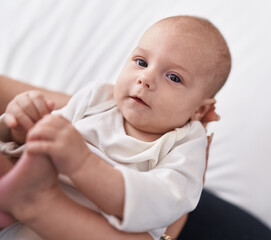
[0,75,71,114]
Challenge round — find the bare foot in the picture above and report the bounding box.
[0,153,13,176]
[0,152,59,223]
[0,153,16,228]
[0,211,16,229]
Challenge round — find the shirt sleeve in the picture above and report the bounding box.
[103,122,207,234]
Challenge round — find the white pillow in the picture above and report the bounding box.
[0,0,270,229]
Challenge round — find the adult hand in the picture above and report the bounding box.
[201,102,220,128]
[200,102,219,183]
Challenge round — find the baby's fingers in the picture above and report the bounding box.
[27,91,53,119]
[46,100,55,112]
[5,103,35,131]
[6,95,38,129]
[27,124,56,142]
[26,141,53,156]
[3,113,18,129]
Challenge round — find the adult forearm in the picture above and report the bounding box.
[0,75,71,114]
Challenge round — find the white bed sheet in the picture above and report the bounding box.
[0,0,271,229]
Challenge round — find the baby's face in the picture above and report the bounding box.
[114,23,213,136]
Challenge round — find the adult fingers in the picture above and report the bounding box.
[203,133,214,184]
[201,107,220,128]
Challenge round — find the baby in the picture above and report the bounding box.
[0,15,231,240]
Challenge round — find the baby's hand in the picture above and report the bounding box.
[3,91,54,144]
[26,114,90,176]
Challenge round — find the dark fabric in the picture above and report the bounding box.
[178,189,271,240]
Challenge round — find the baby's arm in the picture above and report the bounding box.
[3,91,54,144]
[25,114,125,219]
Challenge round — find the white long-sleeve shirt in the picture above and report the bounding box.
[0,82,207,240]
[56,82,207,239]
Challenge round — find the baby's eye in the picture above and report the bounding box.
[167,73,182,83]
[136,59,148,68]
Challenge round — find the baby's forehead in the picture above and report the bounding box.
[140,16,231,97]
[145,19,213,52]
[139,22,215,67]
[152,17,204,36]
[152,17,222,44]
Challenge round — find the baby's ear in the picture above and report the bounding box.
[192,98,216,121]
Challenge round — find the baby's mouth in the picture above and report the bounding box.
[131,96,149,107]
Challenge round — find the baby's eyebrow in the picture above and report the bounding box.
[172,62,191,75]
[133,47,149,54]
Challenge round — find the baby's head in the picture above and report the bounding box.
[114,15,231,138]
[145,15,231,97]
